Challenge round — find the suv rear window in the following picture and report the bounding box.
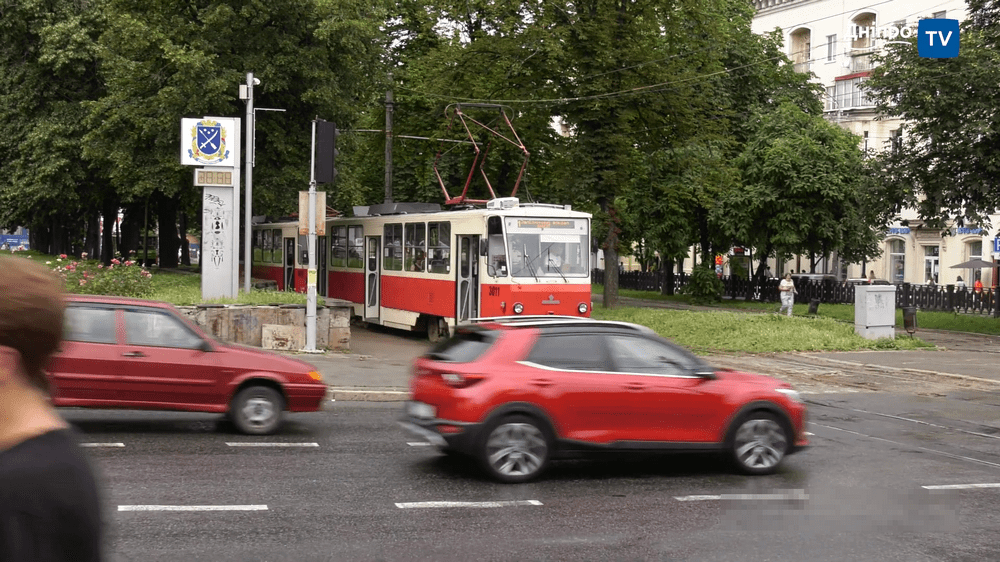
[423,329,497,363]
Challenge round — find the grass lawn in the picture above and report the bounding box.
[593,284,1000,337]
[591,306,932,354]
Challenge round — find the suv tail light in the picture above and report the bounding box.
[440,372,485,389]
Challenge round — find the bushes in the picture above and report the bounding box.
[679,264,723,304]
[50,254,154,299]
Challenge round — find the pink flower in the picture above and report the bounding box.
[98,264,103,269]
[81,252,88,259]
[59,254,67,259]
[79,279,86,286]
[111,258,120,265]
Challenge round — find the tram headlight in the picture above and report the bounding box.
[513,302,524,315]
[578,302,588,314]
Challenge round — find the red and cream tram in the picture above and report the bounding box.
[251,197,592,339]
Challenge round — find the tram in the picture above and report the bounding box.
[251,197,592,340]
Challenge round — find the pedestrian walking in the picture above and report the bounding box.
[956,276,966,290]
[778,273,797,317]
[0,256,104,561]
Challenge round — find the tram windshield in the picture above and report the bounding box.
[504,217,589,279]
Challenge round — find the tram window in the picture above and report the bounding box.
[271,229,282,263]
[331,226,348,267]
[405,223,426,272]
[428,222,451,274]
[253,230,263,262]
[384,223,403,270]
[347,226,363,268]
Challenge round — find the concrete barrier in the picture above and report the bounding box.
[177,299,352,351]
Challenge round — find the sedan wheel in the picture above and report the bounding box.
[731,413,788,475]
[481,415,550,483]
[231,386,285,435]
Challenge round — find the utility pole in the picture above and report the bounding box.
[306,121,318,351]
[242,72,258,294]
[385,90,393,204]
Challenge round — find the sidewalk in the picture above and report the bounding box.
[290,301,1000,401]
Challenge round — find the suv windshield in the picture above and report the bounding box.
[423,328,498,363]
[505,217,589,278]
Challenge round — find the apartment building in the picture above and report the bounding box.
[748,0,999,287]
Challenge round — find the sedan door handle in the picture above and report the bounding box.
[123,351,146,358]
[530,378,554,388]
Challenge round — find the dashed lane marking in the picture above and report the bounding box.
[814,423,1000,469]
[407,442,433,447]
[80,443,125,448]
[923,483,1000,490]
[225,442,319,447]
[395,500,543,509]
[118,505,268,512]
[675,490,808,502]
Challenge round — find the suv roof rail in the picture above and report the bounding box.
[468,316,653,334]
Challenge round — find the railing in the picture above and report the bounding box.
[592,269,1000,315]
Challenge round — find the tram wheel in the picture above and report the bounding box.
[427,317,449,343]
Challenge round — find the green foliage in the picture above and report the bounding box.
[679,265,723,304]
[591,307,932,353]
[43,255,153,298]
[864,9,1000,227]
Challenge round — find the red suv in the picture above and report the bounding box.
[46,295,327,434]
[401,318,808,482]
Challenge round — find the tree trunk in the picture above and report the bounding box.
[156,196,180,268]
[663,258,675,295]
[601,202,619,309]
[85,212,99,259]
[179,212,190,266]
[101,198,117,265]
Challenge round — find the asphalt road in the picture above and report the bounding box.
[63,388,1000,562]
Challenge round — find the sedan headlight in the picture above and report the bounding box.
[775,388,803,403]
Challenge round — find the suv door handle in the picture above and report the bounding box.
[123,351,146,358]
[530,378,554,388]
[624,382,645,391]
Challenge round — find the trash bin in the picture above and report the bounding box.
[903,306,917,335]
[808,299,820,315]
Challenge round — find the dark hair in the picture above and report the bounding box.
[0,256,65,392]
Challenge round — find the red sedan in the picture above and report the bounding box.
[47,295,327,434]
[401,318,808,482]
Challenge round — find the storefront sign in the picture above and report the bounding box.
[886,227,910,235]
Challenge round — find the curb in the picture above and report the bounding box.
[328,387,410,402]
[796,354,1000,387]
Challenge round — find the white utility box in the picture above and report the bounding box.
[854,285,897,339]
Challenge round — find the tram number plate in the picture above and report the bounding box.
[488,286,500,297]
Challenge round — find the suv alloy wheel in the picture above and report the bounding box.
[480,415,551,483]
[730,411,788,475]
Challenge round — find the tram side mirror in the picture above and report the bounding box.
[479,239,488,257]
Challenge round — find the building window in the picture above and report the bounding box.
[890,129,903,153]
[791,29,811,73]
[827,34,837,62]
[889,239,906,283]
[923,245,939,284]
[834,77,871,110]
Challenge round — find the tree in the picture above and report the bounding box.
[864,9,1000,228]
[716,101,888,279]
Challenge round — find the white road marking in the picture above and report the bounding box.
[847,407,1000,441]
[923,483,1000,490]
[395,500,543,509]
[118,505,268,512]
[814,423,1000,469]
[675,490,808,502]
[80,443,125,448]
[225,442,319,447]
[407,442,432,447]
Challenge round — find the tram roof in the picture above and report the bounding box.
[254,198,590,227]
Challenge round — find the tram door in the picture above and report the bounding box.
[283,238,295,291]
[317,236,328,296]
[456,235,479,321]
[364,236,380,321]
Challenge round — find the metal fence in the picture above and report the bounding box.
[592,269,1000,316]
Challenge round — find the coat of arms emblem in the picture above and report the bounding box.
[188,119,229,165]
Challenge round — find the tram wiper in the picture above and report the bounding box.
[522,245,539,281]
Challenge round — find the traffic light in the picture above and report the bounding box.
[314,119,339,184]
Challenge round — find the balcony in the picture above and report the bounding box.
[850,49,876,73]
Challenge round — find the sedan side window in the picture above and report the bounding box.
[64,307,117,344]
[607,336,696,375]
[525,334,609,372]
[124,309,204,349]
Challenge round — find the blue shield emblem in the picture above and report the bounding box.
[197,124,221,154]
